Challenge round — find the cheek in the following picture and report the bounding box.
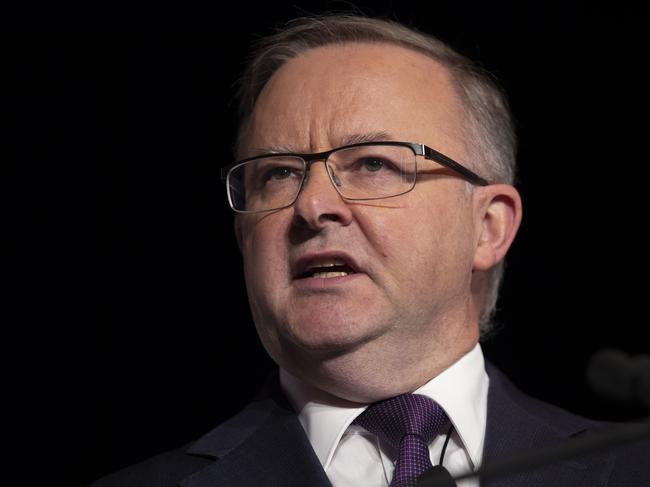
[358,192,469,285]
[241,215,289,282]
[355,202,443,282]
[352,205,402,259]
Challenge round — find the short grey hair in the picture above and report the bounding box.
[233,14,517,339]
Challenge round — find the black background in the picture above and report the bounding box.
[7,1,650,485]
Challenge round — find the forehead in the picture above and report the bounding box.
[246,42,466,156]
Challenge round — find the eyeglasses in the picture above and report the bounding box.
[221,141,489,213]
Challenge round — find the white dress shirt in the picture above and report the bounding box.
[280,343,489,487]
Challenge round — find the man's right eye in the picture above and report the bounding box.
[265,166,293,181]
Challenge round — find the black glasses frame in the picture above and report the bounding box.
[221,141,489,213]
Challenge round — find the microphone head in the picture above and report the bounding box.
[586,349,635,402]
[587,348,650,408]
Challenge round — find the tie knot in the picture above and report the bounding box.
[354,393,447,449]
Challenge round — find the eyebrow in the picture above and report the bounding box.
[254,131,396,155]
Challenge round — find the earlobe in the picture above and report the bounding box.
[472,185,523,271]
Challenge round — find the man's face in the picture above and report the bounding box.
[236,43,485,398]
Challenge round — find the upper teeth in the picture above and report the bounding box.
[308,258,346,270]
[304,258,353,278]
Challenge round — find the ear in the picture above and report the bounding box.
[472,184,523,271]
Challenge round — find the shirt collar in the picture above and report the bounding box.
[280,343,489,470]
[412,343,489,467]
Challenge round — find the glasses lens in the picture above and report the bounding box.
[327,144,417,199]
[227,156,305,212]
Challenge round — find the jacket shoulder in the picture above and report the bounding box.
[485,361,601,432]
[89,444,211,487]
[484,361,650,486]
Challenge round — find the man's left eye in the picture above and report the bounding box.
[361,158,385,171]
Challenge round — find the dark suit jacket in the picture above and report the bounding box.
[90,363,650,486]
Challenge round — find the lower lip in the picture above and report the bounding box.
[293,272,364,290]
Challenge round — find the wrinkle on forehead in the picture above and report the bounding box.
[245,42,467,161]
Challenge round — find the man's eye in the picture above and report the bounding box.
[360,157,387,172]
[266,166,293,180]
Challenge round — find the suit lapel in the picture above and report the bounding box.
[482,362,615,487]
[179,380,331,487]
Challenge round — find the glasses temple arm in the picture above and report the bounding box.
[422,145,489,186]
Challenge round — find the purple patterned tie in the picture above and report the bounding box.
[354,393,448,487]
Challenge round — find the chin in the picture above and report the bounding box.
[296,293,386,333]
[260,312,388,368]
[286,318,380,355]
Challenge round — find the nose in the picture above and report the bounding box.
[291,161,353,230]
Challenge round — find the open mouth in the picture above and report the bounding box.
[294,256,359,280]
[298,263,356,279]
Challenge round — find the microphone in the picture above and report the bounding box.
[586,349,650,408]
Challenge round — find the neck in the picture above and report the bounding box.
[283,328,479,403]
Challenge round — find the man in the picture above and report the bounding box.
[91,14,648,487]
